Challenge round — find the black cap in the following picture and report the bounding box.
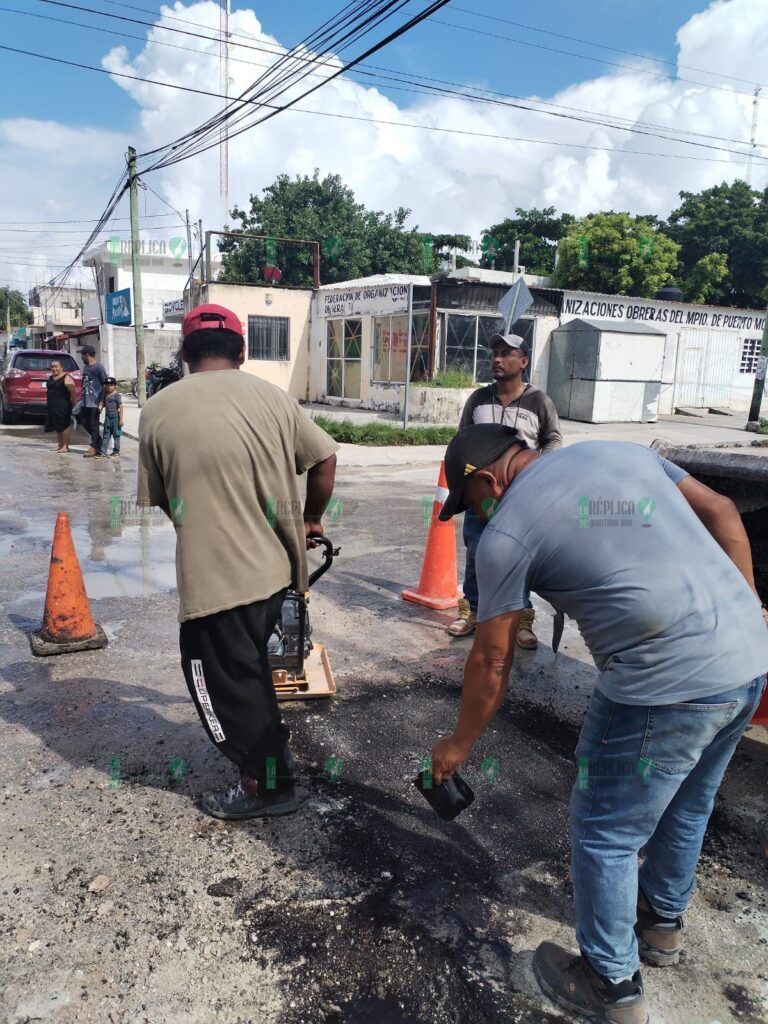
[106,376,117,385]
[438,424,526,521]
[80,345,96,357]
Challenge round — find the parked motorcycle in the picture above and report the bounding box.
[131,356,182,399]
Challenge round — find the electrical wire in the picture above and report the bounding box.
[447,5,762,88]
[5,1,439,299]
[137,0,426,171]
[8,3,762,150]
[0,214,178,225]
[140,181,187,224]
[430,15,762,99]
[77,0,764,96]
[1,42,764,166]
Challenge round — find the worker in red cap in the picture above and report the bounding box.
[137,304,338,820]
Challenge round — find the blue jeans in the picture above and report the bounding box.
[101,414,120,455]
[571,674,766,980]
[462,510,486,611]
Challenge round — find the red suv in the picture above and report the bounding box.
[0,349,83,423]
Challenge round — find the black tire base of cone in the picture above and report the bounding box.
[29,624,108,657]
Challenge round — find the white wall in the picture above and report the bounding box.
[530,315,559,393]
[205,283,312,399]
[558,291,768,415]
[98,324,181,379]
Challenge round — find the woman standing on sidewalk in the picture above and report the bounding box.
[45,359,76,453]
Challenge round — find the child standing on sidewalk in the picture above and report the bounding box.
[99,377,124,458]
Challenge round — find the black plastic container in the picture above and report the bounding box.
[413,769,475,821]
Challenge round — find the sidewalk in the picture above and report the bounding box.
[120,395,767,466]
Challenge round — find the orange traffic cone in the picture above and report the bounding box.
[30,512,108,656]
[401,461,462,610]
[751,685,768,726]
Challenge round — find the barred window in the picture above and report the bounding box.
[740,337,761,374]
[248,315,289,361]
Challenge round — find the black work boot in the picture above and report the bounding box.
[201,774,299,820]
[533,942,649,1024]
[635,891,683,967]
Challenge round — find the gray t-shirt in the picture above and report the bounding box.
[103,391,122,417]
[82,362,107,408]
[476,440,768,705]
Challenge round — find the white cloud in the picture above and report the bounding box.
[1,0,767,291]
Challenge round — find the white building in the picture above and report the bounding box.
[308,269,767,422]
[175,261,766,423]
[83,240,190,329]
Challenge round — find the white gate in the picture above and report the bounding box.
[674,328,740,408]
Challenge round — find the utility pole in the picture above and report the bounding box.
[746,85,762,186]
[128,146,147,407]
[184,209,194,312]
[219,0,230,229]
[746,310,768,430]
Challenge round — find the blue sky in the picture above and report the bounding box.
[0,0,710,130]
[2,0,766,290]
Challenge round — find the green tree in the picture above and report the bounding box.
[0,288,29,329]
[428,233,477,270]
[665,181,768,307]
[480,208,575,275]
[219,171,429,286]
[683,252,730,305]
[552,212,680,297]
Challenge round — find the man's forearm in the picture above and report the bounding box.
[304,454,337,522]
[709,515,756,593]
[697,498,756,593]
[453,651,512,748]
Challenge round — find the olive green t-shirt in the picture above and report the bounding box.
[137,369,338,622]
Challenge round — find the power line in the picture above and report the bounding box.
[430,16,760,100]
[141,181,186,223]
[13,1,439,300]
[93,0,762,91]
[0,224,180,234]
[137,0,449,171]
[1,42,763,166]
[0,213,177,226]
[446,5,761,88]
[8,2,762,152]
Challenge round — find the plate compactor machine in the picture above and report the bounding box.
[267,535,339,700]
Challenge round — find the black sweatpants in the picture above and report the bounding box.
[179,589,292,790]
[82,406,102,450]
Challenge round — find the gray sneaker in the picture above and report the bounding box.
[200,780,299,821]
[533,942,649,1024]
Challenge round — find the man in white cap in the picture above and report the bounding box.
[447,333,562,647]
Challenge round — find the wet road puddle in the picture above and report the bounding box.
[2,509,178,602]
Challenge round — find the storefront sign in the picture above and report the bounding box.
[562,292,766,333]
[322,282,410,317]
[163,298,185,318]
[106,288,132,326]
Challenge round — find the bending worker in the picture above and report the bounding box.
[447,333,561,647]
[138,304,338,821]
[431,423,768,1024]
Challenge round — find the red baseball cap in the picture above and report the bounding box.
[182,303,243,339]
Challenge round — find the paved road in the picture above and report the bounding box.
[1,426,766,1024]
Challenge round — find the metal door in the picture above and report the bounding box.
[674,328,739,408]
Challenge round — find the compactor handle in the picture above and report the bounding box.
[308,535,339,588]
